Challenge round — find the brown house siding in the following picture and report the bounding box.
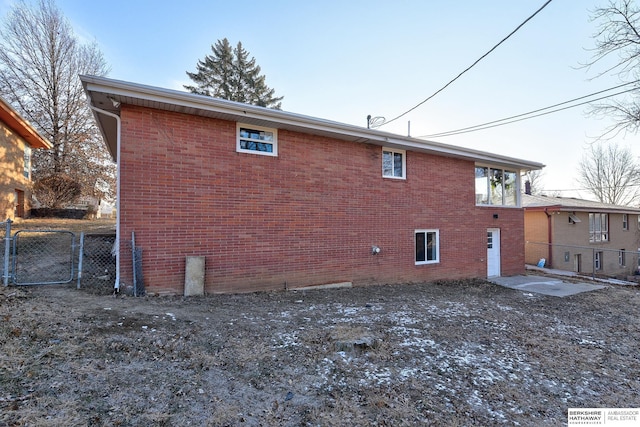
[0,121,31,220]
[525,209,640,276]
[524,210,549,265]
[118,105,525,294]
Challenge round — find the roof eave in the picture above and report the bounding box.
[80,75,545,170]
[0,97,52,149]
[524,204,640,215]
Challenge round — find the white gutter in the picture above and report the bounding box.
[88,103,121,292]
[80,75,545,171]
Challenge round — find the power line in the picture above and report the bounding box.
[541,184,640,192]
[419,81,640,138]
[379,0,554,128]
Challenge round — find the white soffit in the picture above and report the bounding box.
[81,75,545,170]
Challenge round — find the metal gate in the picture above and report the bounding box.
[12,230,77,285]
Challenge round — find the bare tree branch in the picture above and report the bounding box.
[577,142,640,206]
[0,0,115,207]
[522,170,545,195]
[584,0,640,135]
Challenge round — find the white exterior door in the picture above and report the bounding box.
[487,228,501,277]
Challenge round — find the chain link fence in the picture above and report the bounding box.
[1,219,116,292]
[13,230,76,285]
[526,241,640,281]
[1,220,10,286]
[78,233,117,294]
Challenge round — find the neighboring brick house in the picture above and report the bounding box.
[81,75,544,295]
[0,97,51,220]
[523,194,640,278]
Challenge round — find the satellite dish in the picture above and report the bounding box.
[368,116,385,129]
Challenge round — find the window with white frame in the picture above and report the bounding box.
[595,251,603,270]
[589,213,609,243]
[382,148,406,179]
[619,249,626,266]
[23,146,31,179]
[475,165,518,206]
[623,214,629,230]
[237,124,277,156]
[415,229,439,264]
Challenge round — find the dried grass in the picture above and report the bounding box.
[0,280,638,425]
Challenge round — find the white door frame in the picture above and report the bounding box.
[487,228,501,277]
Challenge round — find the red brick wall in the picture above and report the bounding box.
[118,105,525,294]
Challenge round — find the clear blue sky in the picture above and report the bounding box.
[1,0,634,198]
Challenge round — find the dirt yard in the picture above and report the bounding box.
[1,278,638,426]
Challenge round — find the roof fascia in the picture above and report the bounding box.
[81,75,544,170]
[0,97,52,149]
[525,204,640,215]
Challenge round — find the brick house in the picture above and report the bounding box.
[523,194,640,278]
[81,75,544,295]
[0,97,51,220]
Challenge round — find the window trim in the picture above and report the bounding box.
[236,123,278,156]
[415,229,440,265]
[589,213,609,243]
[474,164,520,207]
[595,251,603,270]
[382,147,406,180]
[23,146,31,179]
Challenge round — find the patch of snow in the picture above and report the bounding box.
[273,331,300,348]
[361,367,392,385]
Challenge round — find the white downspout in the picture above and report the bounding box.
[89,104,121,292]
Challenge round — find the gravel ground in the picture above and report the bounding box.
[0,277,639,426]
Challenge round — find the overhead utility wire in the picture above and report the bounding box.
[379,0,554,127]
[544,183,640,193]
[421,88,636,137]
[420,80,640,138]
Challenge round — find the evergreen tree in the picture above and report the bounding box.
[185,38,283,109]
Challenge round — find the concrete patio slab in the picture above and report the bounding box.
[489,275,606,297]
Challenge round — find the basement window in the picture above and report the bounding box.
[595,251,603,270]
[415,229,439,265]
[237,123,277,156]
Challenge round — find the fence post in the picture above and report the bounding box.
[131,231,136,296]
[592,247,596,280]
[3,219,11,286]
[77,232,84,289]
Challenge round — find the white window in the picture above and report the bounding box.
[623,214,629,230]
[589,213,609,243]
[415,229,439,264]
[619,249,626,267]
[595,251,603,270]
[475,165,518,207]
[382,148,406,179]
[23,146,31,179]
[237,123,277,156]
